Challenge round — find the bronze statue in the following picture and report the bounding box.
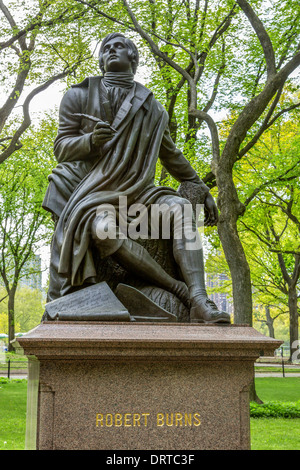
[42,33,230,324]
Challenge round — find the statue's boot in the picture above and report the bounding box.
[112,238,190,307]
[189,298,231,323]
[173,241,231,324]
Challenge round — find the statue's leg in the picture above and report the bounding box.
[112,238,189,306]
[91,210,189,306]
[155,195,230,323]
[173,238,230,323]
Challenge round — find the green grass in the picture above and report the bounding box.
[0,378,27,450]
[255,377,300,402]
[0,377,299,450]
[250,377,300,450]
[4,352,27,362]
[251,419,300,450]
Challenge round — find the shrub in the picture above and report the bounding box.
[0,377,26,385]
[250,401,300,418]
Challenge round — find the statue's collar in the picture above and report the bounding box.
[102,72,134,89]
[72,74,134,89]
[72,76,152,105]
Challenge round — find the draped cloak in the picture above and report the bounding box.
[43,76,208,300]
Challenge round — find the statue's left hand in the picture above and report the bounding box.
[204,193,219,226]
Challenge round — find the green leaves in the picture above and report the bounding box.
[0,114,56,289]
[250,401,300,419]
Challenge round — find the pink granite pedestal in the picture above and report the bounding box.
[18,322,281,450]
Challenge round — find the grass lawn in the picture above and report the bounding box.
[255,377,300,401]
[0,378,27,450]
[251,418,300,450]
[251,377,300,450]
[0,376,299,450]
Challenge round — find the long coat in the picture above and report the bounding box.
[43,77,207,300]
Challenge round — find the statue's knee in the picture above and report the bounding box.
[91,214,123,258]
[92,210,116,240]
[176,196,190,206]
[92,215,106,241]
[160,196,190,213]
[166,197,192,226]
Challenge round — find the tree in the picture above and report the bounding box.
[73,0,300,327]
[0,117,56,350]
[0,286,43,333]
[236,116,300,359]
[0,0,100,163]
[241,186,300,359]
[253,304,287,339]
[15,287,45,332]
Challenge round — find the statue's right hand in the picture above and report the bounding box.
[92,121,115,146]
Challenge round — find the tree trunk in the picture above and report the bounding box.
[249,381,263,404]
[7,288,16,352]
[265,305,275,338]
[288,284,299,362]
[216,171,253,325]
[218,223,253,325]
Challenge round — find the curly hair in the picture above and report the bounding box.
[99,33,139,74]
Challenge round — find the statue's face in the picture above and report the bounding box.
[102,37,132,73]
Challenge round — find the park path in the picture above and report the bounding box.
[255,372,300,377]
[1,372,300,379]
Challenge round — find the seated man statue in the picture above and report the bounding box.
[42,32,230,324]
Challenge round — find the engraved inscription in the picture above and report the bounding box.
[96,412,201,427]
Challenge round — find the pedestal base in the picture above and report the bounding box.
[19,322,281,450]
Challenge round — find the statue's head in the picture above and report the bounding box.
[99,33,139,74]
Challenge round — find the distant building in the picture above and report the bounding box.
[206,273,233,315]
[19,254,42,291]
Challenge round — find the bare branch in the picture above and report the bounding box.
[291,255,300,290]
[0,51,31,133]
[277,252,292,285]
[0,0,27,51]
[203,40,226,114]
[277,48,300,83]
[0,7,87,51]
[0,294,8,303]
[236,0,276,79]
[0,66,78,163]
[74,0,132,31]
[198,0,208,45]
[122,0,193,85]
[189,108,220,164]
[243,161,300,207]
[195,4,237,83]
[240,220,273,249]
[238,98,300,158]
[221,47,300,169]
[277,13,300,69]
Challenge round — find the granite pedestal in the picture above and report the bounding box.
[18,322,281,450]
